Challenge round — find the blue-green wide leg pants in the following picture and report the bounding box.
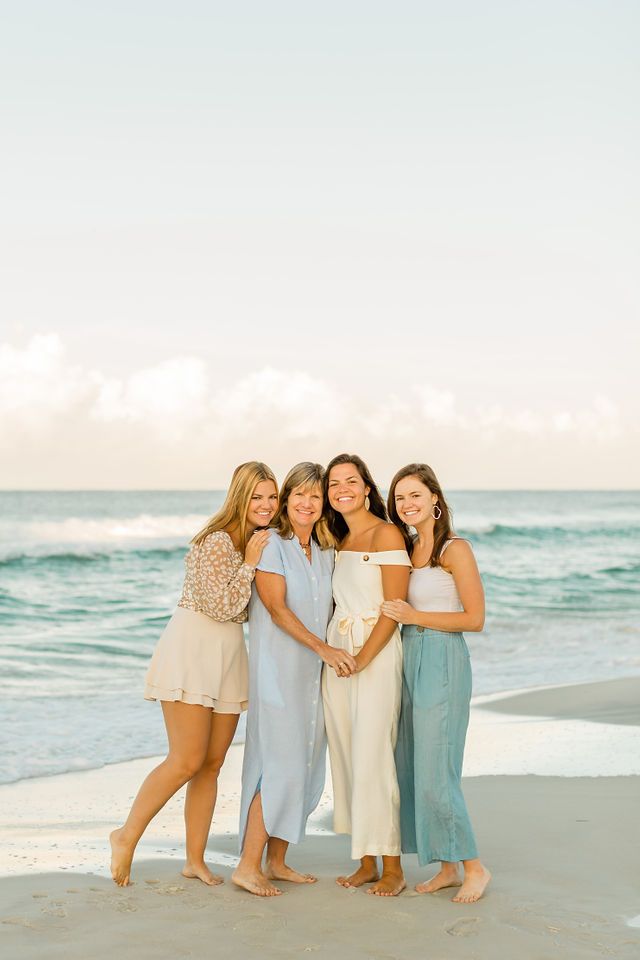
[395,626,478,865]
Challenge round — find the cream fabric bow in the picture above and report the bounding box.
[336,609,380,653]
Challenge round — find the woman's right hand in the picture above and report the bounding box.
[321,645,357,678]
[244,529,270,568]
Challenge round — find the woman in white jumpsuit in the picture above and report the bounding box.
[322,454,411,897]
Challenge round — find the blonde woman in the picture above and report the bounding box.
[109,462,278,887]
[322,453,411,897]
[384,463,490,903]
[234,463,353,897]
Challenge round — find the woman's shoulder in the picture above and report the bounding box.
[439,536,475,567]
[197,530,237,554]
[371,522,406,551]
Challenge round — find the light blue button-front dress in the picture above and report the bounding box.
[238,533,334,848]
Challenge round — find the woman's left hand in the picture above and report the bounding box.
[381,599,416,625]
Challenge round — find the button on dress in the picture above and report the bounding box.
[239,534,334,848]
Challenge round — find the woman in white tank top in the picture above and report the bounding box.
[382,463,491,904]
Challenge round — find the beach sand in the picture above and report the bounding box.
[1,678,639,960]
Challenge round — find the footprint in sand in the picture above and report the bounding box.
[446,917,481,938]
[2,917,36,928]
[32,893,48,899]
[230,913,287,945]
[115,900,139,913]
[41,907,68,918]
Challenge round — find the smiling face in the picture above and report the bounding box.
[246,479,279,530]
[286,482,323,534]
[327,462,370,516]
[393,475,438,527]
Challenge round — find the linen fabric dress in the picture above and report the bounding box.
[395,539,479,864]
[239,534,334,848]
[144,531,253,713]
[322,548,412,859]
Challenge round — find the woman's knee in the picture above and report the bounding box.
[197,752,226,779]
[167,751,207,781]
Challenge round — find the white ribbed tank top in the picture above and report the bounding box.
[407,538,463,612]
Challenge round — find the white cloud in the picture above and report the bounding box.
[0,333,636,488]
[214,368,345,440]
[92,358,210,423]
[0,334,90,424]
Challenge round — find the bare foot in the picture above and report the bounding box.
[182,862,224,886]
[265,861,317,884]
[416,864,462,894]
[368,871,406,897]
[336,864,380,889]
[109,828,134,887]
[452,866,491,903]
[231,867,282,897]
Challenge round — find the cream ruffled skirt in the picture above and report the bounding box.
[144,607,248,714]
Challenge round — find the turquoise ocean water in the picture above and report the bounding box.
[1,490,638,784]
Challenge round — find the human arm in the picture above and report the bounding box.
[255,571,357,676]
[381,540,485,632]
[194,530,268,621]
[354,524,411,672]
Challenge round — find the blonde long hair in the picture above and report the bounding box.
[272,462,334,550]
[191,461,277,553]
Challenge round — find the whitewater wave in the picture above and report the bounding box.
[0,513,208,561]
[0,544,188,566]
[20,513,208,542]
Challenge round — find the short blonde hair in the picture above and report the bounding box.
[192,461,277,553]
[272,462,334,550]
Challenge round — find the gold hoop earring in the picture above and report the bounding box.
[365,495,370,511]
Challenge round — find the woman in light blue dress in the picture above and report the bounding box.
[383,463,491,904]
[233,463,356,897]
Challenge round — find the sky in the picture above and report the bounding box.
[1,1,638,489]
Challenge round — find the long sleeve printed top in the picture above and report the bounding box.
[177,530,255,623]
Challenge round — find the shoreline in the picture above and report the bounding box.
[1,677,639,959]
[3,674,638,789]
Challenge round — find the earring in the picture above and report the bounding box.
[432,502,442,520]
[365,495,370,511]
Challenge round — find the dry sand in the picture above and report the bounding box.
[1,678,639,960]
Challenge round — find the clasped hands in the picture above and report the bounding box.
[324,647,358,678]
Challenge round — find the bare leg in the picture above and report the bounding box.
[265,837,317,884]
[110,701,211,886]
[452,858,491,903]
[182,711,239,886]
[232,793,281,897]
[336,855,379,888]
[368,855,406,897]
[415,861,462,894]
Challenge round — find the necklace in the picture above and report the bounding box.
[299,538,312,560]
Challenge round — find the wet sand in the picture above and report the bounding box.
[1,678,639,959]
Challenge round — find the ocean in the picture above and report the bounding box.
[1,490,638,785]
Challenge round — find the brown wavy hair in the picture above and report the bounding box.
[191,461,277,553]
[272,462,334,549]
[324,453,388,543]
[387,463,454,565]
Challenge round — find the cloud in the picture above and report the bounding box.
[0,333,636,487]
[0,334,90,424]
[92,358,210,423]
